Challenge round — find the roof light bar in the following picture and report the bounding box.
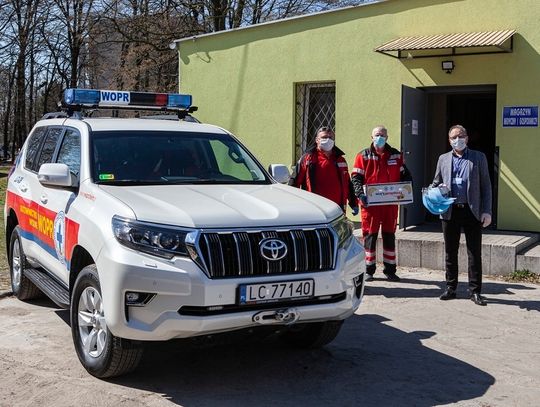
[62,88,193,111]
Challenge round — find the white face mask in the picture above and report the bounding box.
[450,138,467,151]
[318,138,335,152]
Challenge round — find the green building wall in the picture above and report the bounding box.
[177,0,540,232]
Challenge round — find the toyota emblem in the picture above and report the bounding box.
[259,238,288,261]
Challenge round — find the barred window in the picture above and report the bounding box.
[294,82,336,161]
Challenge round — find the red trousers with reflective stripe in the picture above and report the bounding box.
[361,205,398,274]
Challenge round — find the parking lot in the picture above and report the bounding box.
[1,267,539,407]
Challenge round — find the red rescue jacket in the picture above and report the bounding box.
[351,143,412,197]
[289,146,357,210]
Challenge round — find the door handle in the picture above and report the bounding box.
[40,195,48,204]
[404,151,411,155]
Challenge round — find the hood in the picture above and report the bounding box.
[99,183,343,228]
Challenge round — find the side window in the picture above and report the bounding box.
[24,127,47,171]
[57,129,81,176]
[35,128,63,170]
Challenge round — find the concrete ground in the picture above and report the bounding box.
[0,267,539,407]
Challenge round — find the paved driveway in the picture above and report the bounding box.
[0,268,539,406]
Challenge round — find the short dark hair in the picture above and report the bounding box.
[448,124,467,136]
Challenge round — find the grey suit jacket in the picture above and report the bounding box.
[432,149,492,221]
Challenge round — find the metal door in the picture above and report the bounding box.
[400,85,426,228]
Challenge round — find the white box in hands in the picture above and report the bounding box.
[365,182,414,206]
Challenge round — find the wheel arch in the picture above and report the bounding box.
[5,209,19,258]
[69,245,95,295]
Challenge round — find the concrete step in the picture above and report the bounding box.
[354,226,539,275]
[516,243,540,274]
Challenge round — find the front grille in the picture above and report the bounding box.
[198,228,335,278]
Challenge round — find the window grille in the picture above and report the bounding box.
[294,82,336,162]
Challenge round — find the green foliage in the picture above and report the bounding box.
[504,269,540,284]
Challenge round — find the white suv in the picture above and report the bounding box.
[4,89,365,378]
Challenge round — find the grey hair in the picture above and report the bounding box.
[372,126,387,136]
[448,124,467,136]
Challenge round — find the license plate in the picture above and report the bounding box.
[238,279,315,305]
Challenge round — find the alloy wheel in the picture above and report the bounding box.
[78,287,108,358]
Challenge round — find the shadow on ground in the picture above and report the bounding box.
[364,277,540,311]
[103,313,494,407]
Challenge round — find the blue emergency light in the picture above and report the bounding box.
[62,88,193,110]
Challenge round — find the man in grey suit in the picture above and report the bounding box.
[431,125,492,306]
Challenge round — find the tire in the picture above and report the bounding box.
[9,226,41,300]
[70,264,143,378]
[281,320,344,348]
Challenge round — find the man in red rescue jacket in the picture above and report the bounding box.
[352,126,412,282]
[289,127,358,215]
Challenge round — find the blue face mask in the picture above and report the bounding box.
[373,136,386,148]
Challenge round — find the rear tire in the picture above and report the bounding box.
[281,320,344,348]
[9,226,41,300]
[71,264,143,378]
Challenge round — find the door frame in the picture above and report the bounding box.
[400,84,498,229]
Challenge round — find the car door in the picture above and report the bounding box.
[48,127,82,281]
[33,126,74,284]
[11,126,48,263]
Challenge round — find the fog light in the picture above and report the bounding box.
[126,292,140,302]
[125,291,155,306]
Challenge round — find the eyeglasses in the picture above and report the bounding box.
[449,134,467,140]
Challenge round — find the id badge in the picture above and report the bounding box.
[454,177,463,185]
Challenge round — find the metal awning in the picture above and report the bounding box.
[375,29,516,59]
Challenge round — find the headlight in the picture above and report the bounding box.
[332,215,354,248]
[112,215,196,259]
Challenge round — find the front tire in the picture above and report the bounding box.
[71,264,143,378]
[9,226,41,300]
[281,320,344,348]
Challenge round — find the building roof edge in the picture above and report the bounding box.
[173,0,386,44]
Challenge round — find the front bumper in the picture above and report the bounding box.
[97,236,365,341]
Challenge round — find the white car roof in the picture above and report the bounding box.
[33,117,227,135]
[80,118,227,134]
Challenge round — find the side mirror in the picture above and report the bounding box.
[268,164,290,184]
[38,163,77,188]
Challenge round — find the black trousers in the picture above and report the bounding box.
[364,232,397,275]
[441,205,483,294]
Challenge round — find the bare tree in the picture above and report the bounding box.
[0,0,363,151]
[1,0,42,153]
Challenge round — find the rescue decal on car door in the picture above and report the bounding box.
[7,190,80,269]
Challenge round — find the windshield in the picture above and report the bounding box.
[91,131,270,185]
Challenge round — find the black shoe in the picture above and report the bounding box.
[470,293,487,306]
[384,273,400,282]
[439,288,456,300]
[365,273,374,282]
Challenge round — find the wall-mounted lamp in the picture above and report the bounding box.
[442,60,455,74]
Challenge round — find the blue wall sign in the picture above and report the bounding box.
[502,106,538,127]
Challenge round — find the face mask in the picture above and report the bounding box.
[318,138,334,152]
[450,138,467,151]
[373,136,386,149]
